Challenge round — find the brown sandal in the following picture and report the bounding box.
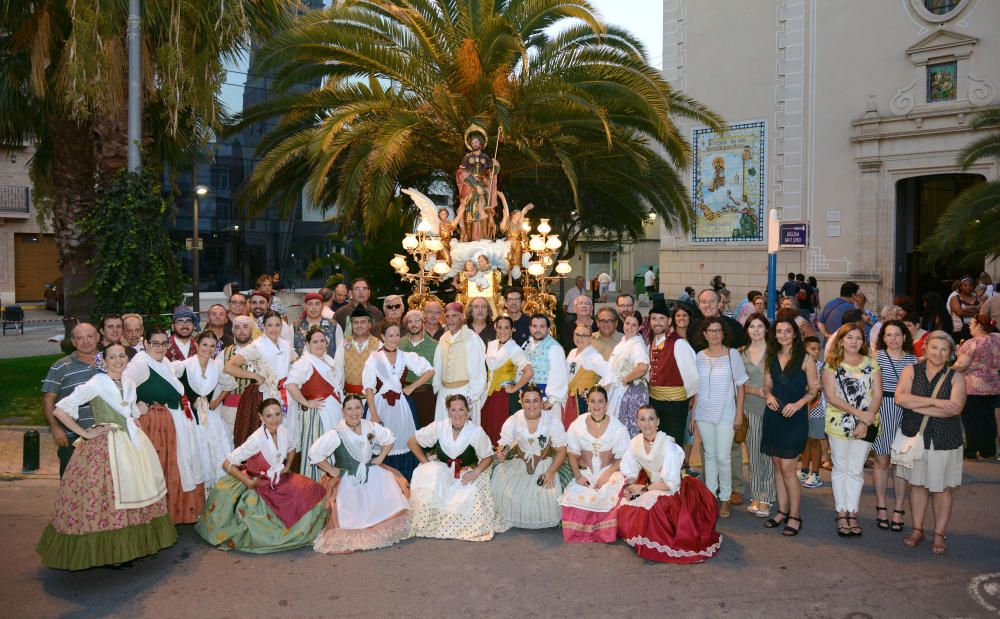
[904,527,925,547]
[931,532,947,554]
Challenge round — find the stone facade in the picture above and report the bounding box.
[0,144,47,305]
[660,0,1000,308]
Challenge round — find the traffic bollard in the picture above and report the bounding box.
[22,429,40,473]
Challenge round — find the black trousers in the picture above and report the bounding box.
[650,397,689,445]
[963,394,998,458]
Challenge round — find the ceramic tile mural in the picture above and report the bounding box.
[927,61,958,102]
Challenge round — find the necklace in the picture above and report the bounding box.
[589,413,607,424]
[643,434,656,444]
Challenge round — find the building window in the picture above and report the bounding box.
[923,0,961,15]
[215,197,233,221]
[927,61,958,102]
[210,167,230,190]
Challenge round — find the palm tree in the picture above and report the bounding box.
[920,108,1000,266]
[236,0,722,252]
[0,0,294,319]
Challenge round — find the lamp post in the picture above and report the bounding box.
[766,209,779,322]
[193,184,209,314]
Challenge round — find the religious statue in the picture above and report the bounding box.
[456,254,503,316]
[500,198,534,284]
[455,124,499,243]
[436,207,455,266]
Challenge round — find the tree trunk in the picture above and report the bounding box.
[48,115,98,330]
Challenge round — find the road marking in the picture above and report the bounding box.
[969,572,1000,615]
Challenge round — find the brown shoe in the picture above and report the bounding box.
[729,492,744,506]
[719,501,731,518]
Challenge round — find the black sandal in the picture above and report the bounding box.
[890,509,906,532]
[875,506,890,530]
[782,515,803,537]
[848,515,863,537]
[764,510,788,529]
[835,516,851,537]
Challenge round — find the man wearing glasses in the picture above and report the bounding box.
[591,307,624,360]
[375,294,405,337]
[166,306,199,361]
[334,277,385,333]
[227,292,248,323]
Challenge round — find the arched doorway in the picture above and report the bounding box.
[895,173,986,300]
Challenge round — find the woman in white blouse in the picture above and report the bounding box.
[482,316,534,443]
[195,398,327,553]
[606,314,651,437]
[491,385,569,529]
[308,394,412,554]
[363,323,434,480]
[285,326,344,482]
[617,405,722,563]
[558,386,630,543]
[225,310,297,445]
[407,394,509,541]
[690,316,748,519]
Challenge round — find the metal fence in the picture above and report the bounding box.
[0,185,31,213]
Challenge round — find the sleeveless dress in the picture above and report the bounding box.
[761,355,809,458]
[873,350,918,456]
[740,349,775,505]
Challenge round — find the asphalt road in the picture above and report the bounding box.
[3,460,1000,618]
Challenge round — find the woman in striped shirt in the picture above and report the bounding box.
[873,320,918,532]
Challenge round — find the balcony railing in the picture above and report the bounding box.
[0,185,31,213]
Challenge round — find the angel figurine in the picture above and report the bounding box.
[455,124,499,243]
[436,208,454,265]
[457,255,502,316]
[500,197,534,284]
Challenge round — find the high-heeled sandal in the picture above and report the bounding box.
[835,515,850,537]
[931,532,947,554]
[875,505,890,530]
[890,509,905,532]
[847,515,862,537]
[782,515,803,537]
[764,510,788,529]
[903,527,925,547]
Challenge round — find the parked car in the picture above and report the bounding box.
[44,277,64,314]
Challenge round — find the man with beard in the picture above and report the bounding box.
[687,289,746,500]
[399,309,438,428]
[98,314,124,350]
[646,300,698,444]
[421,300,445,340]
[340,305,381,396]
[432,302,487,423]
[166,306,198,361]
[42,322,102,476]
[334,277,385,333]
[503,287,531,346]
[217,315,257,439]
[294,292,343,358]
[122,313,145,352]
[591,307,623,360]
[615,293,642,333]
[522,314,569,420]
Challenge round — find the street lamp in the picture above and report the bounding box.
[193,184,209,314]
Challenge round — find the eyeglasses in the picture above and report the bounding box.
[573,333,591,338]
[386,304,402,310]
[353,286,369,291]
[597,319,615,324]
[704,328,723,334]
[148,340,169,347]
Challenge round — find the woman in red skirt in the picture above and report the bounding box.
[617,405,722,563]
[482,316,534,443]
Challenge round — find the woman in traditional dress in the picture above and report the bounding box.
[563,325,611,428]
[363,323,434,480]
[308,395,412,553]
[37,344,176,570]
[617,405,721,563]
[175,331,233,489]
[491,385,570,529]
[482,316,534,443]
[195,398,327,553]
[286,326,344,482]
[606,314,651,436]
[126,327,205,524]
[872,320,918,532]
[407,394,509,541]
[559,386,630,543]
[226,310,297,446]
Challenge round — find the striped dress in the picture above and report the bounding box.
[873,349,918,456]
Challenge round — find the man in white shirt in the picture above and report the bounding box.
[563,276,587,315]
[432,302,487,423]
[644,266,657,294]
[523,314,568,421]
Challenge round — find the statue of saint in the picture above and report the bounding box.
[455,124,499,242]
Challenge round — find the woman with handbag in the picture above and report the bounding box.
[761,316,819,536]
[872,320,918,532]
[739,313,775,518]
[690,317,748,519]
[823,322,882,537]
[893,331,966,554]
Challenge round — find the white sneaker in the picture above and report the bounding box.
[802,473,822,488]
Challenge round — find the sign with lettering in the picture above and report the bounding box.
[779,223,808,248]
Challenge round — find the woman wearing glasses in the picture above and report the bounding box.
[690,317,748,519]
[125,327,205,524]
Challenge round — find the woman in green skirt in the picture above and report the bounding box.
[196,398,327,553]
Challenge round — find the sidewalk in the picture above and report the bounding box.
[0,307,65,359]
[0,426,59,479]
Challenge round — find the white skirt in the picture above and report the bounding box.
[371,393,417,456]
[558,466,625,513]
[195,408,234,489]
[337,466,411,529]
[491,458,562,529]
[896,447,962,493]
[409,461,509,541]
[168,406,203,491]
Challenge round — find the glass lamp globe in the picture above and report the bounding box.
[433,261,451,275]
[537,219,551,235]
[390,254,407,270]
[402,233,419,251]
[528,235,545,252]
[416,219,433,233]
[555,260,572,275]
[425,236,443,252]
[545,235,561,250]
[527,262,545,277]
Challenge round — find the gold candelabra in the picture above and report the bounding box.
[390,219,450,309]
[521,218,571,320]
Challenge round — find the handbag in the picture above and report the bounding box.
[728,350,750,444]
[835,368,879,442]
[891,369,951,468]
